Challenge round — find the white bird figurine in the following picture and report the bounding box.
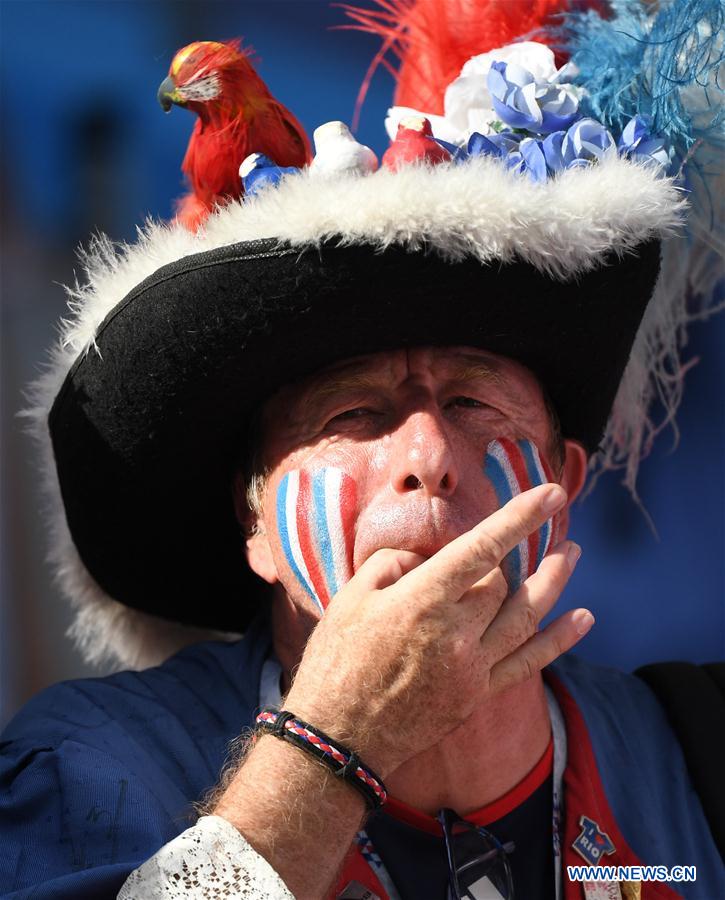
[309,121,378,177]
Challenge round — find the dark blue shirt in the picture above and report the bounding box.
[1,617,722,898]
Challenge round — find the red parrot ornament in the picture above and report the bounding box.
[158,39,312,230]
[382,116,451,170]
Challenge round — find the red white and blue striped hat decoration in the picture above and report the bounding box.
[276,468,357,612]
[484,438,558,593]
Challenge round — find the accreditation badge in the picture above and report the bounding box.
[337,881,382,900]
[581,882,622,900]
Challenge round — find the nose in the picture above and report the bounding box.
[390,409,459,497]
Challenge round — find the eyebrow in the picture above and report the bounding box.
[296,372,383,420]
[443,353,532,408]
[443,358,505,387]
[299,353,508,411]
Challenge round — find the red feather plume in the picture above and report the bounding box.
[339,0,595,129]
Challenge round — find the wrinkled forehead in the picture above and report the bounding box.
[261,345,547,426]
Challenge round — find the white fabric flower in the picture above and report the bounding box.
[385,41,581,147]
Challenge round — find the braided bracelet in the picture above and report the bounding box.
[255,707,387,810]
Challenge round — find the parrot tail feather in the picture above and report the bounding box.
[174,192,212,232]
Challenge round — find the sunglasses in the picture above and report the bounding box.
[438,808,516,900]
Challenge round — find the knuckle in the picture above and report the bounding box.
[550,632,568,658]
[491,567,509,600]
[520,654,537,683]
[503,501,532,537]
[477,527,506,569]
[519,603,539,638]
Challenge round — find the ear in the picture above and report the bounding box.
[232,472,279,586]
[556,439,588,535]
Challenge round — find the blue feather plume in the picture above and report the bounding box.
[554,0,723,155]
[551,0,724,492]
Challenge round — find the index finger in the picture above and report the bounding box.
[400,483,566,604]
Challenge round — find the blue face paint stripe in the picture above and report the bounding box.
[483,450,522,589]
[519,440,552,567]
[312,469,338,598]
[276,473,316,601]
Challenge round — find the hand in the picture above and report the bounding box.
[285,483,591,776]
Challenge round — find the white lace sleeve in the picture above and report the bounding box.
[117,814,295,899]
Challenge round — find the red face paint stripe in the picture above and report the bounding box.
[538,454,561,551]
[498,438,539,577]
[339,474,357,576]
[295,470,330,607]
[540,454,555,484]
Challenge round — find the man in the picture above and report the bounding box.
[1,2,723,898]
[166,345,593,896]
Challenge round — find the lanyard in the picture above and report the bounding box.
[259,659,567,900]
[547,684,567,900]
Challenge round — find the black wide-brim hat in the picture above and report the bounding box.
[35,157,681,667]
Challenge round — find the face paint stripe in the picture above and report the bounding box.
[286,472,315,597]
[539,452,555,484]
[510,440,541,578]
[536,452,561,553]
[311,468,337,599]
[525,442,554,564]
[338,472,357,580]
[485,440,519,500]
[484,442,523,590]
[518,439,549,570]
[277,473,316,603]
[296,470,329,609]
[276,467,358,614]
[496,439,534,579]
[322,468,345,596]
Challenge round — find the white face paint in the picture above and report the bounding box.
[275,467,357,613]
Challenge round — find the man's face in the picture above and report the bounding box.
[242,347,586,616]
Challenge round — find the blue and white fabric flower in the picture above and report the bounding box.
[618,116,671,172]
[561,118,617,167]
[385,41,579,145]
[487,59,580,134]
[467,130,521,160]
[382,39,668,183]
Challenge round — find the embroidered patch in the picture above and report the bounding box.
[573,815,616,865]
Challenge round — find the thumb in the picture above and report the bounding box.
[351,547,427,592]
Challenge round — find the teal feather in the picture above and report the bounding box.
[552,0,724,491]
[554,0,723,158]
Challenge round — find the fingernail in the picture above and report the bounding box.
[542,485,566,514]
[567,542,581,570]
[575,610,595,635]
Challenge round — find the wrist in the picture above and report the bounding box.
[283,693,399,778]
[213,733,367,900]
[214,733,368,827]
[255,707,388,810]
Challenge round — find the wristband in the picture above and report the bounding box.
[255,707,388,810]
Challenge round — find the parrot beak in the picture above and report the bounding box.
[158,76,183,112]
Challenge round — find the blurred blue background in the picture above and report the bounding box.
[1,0,723,728]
